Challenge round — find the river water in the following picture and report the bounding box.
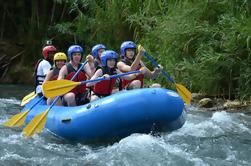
[0,84,251,166]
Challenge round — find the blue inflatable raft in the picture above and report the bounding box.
[22,88,186,141]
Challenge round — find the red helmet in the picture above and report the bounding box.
[42,45,57,59]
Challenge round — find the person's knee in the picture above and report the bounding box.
[129,80,141,89]
[91,95,99,102]
[47,97,62,106]
[47,98,52,105]
[149,83,161,88]
[64,93,76,106]
[64,93,75,100]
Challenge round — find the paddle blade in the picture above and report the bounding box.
[21,92,37,106]
[2,110,30,127]
[43,79,80,98]
[22,109,49,137]
[175,83,192,105]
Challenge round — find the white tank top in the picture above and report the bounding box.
[35,59,51,94]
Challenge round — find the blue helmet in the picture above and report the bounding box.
[120,41,136,58]
[100,50,118,67]
[91,44,106,58]
[67,45,84,60]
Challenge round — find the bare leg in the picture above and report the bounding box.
[47,97,62,106]
[149,83,161,88]
[63,92,76,106]
[90,94,100,102]
[127,80,141,90]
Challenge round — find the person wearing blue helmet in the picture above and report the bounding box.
[91,44,106,69]
[117,41,162,89]
[87,50,141,101]
[57,45,95,106]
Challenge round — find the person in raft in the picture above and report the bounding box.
[34,45,57,96]
[117,41,162,89]
[91,44,106,69]
[57,45,95,106]
[87,50,145,101]
[84,44,106,78]
[43,52,67,106]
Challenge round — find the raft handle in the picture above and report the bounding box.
[61,118,71,123]
[86,104,92,109]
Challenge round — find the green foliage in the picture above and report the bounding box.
[137,0,251,99]
[1,0,251,99]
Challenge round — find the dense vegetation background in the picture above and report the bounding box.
[0,0,250,100]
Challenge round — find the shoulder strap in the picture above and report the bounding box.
[121,58,132,66]
[33,59,43,76]
[52,67,60,76]
[101,67,117,75]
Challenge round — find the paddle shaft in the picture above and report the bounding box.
[29,96,44,109]
[144,51,192,105]
[71,61,88,80]
[144,52,175,84]
[79,70,141,85]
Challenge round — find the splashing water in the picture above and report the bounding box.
[0,85,251,166]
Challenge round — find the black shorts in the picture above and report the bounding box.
[75,93,90,105]
[92,92,110,98]
[38,92,47,100]
[62,91,90,106]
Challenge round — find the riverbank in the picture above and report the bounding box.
[0,41,33,84]
[192,93,251,114]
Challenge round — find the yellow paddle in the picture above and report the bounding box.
[3,110,30,127]
[3,91,39,127]
[42,79,82,98]
[3,96,44,127]
[20,91,37,106]
[22,100,55,137]
[43,70,142,98]
[22,61,89,137]
[140,45,192,104]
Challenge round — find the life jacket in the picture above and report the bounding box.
[34,59,44,89]
[94,59,102,71]
[34,58,54,84]
[50,67,60,80]
[121,58,144,88]
[92,67,117,96]
[65,63,87,95]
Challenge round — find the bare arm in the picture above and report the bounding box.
[117,52,143,72]
[130,45,145,70]
[57,65,67,80]
[130,52,143,71]
[86,69,103,87]
[117,45,145,72]
[117,61,131,72]
[115,69,138,80]
[84,54,95,78]
[44,70,53,82]
[140,62,161,80]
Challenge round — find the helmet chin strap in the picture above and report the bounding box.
[47,58,54,66]
[125,55,135,62]
[71,55,82,65]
